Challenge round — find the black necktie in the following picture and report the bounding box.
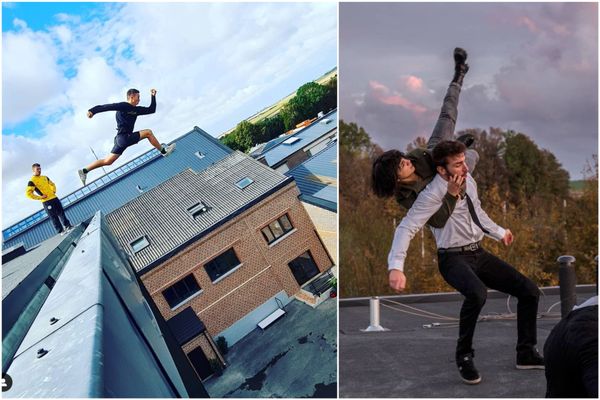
[464,194,489,234]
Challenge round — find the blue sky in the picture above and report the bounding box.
[2,2,337,226]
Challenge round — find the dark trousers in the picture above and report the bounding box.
[438,248,540,357]
[426,83,478,171]
[43,198,72,234]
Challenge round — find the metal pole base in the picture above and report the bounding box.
[360,325,390,332]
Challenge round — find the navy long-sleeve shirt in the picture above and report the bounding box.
[89,95,156,134]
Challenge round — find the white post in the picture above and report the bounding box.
[361,297,390,332]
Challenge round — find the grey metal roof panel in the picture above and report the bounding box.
[262,109,337,167]
[2,232,73,300]
[5,213,187,397]
[106,151,290,273]
[3,127,232,250]
[285,140,337,212]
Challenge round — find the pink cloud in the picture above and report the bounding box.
[369,80,427,113]
[518,16,540,33]
[369,80,389,93]
[404,75,424,92]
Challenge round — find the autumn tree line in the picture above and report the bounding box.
[340,120,598,297]
[221,77,337,153]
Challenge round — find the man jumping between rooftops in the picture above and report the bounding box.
[78,88,175,185]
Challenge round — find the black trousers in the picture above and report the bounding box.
[43,198,72,234]
[438,248,540,357]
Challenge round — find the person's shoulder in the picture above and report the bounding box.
[421,174,446,197]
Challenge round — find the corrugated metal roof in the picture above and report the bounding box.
[3,127,232,250]
[285,140,337,212]
[106,151,292,273]
[260,109,337,167]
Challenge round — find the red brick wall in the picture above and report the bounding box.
[141,183,333,336]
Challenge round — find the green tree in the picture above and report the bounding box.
[504,131,569,204]
[281,82,332,130]
[257,115,285,143]
[340,120,372,155]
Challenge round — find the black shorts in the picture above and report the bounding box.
[111,131,141,155]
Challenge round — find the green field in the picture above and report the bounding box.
[219,67,337,138]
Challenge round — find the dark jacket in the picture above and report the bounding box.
[394,148,457,229]
[89,95,156,134]
[544,304,598,398]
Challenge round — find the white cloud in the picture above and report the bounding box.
[2,28,66,125]
[2,2,337,227]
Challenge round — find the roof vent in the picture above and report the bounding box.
[283,137,301,145]
[320,118,332,125]
[187,202,208,218]
[130,236,150,254]
[195,151,205,159]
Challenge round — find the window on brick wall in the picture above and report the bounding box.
[205,248,242,282]
[162,274,202,309]
[261,214,294,244]
[288,251,320,286]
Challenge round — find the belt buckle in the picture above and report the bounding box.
[467,243,478,251]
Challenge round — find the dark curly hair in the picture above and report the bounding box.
[371,150,406,198]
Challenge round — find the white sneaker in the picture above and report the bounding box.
[78,169,87,186]
[161,143,176,157]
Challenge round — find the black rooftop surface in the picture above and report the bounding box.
[339,285,597,398]
[167,307,206,346]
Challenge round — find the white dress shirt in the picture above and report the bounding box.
[388,173,506,271]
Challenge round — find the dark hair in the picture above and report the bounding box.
[32,163,41,168]
[432,140,467,167]
[371,150,405,198]
[126,88,140,98]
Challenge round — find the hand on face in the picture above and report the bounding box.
[447,173,465,197]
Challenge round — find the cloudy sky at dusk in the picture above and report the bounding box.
[2,2,336,227]
[340,2,597,181]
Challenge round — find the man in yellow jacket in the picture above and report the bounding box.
[26,163,72,235]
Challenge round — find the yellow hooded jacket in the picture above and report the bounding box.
[26,175,58,203]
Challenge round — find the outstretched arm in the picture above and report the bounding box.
[466,175,506,241]
[135,88,157,115]
[88,102,130,118]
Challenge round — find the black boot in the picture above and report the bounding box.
[452,47,469,86]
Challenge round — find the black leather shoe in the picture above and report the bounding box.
[452,48,469,86]
[457,353,482,384]
[456,133,475,148]
[454,47,468,65]
[516,348,545,370]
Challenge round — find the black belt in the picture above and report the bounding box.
[438,242,481,254]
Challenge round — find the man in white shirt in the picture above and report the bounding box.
[387,140,543,385]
